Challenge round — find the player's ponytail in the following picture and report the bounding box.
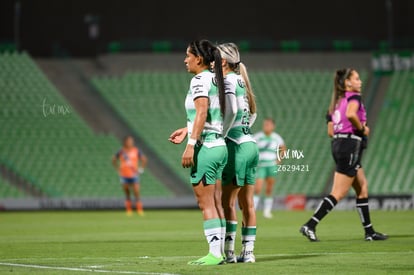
[217,43,256,114]
[212,49,226,117]
[188,40,226,117]
[329,68,354,114]
[239,62,256,114]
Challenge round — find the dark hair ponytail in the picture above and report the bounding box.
[188,40,225,117]
[329,68,354,114]
[211,48,225,117]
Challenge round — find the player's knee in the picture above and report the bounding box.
[331,191,345,202]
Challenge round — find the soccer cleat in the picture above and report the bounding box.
[137,210,145,217]
[300,225,319,242]
[263,212,273,219]
[237,250,256,263]
[225,250,237,263]
[187,253,224,265]
[126,210,133,217]
[365,231,388,241]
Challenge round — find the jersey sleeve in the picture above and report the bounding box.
[275,134,285,147]
[224,77,236,95]
[325,110,332,124]
[347,94,362,106]
[190,75,210,100]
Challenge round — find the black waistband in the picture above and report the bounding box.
[333,133,362,141]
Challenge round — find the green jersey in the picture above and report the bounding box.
[225,73,256,145]
[253,131,284,167]
[185,70,225,148]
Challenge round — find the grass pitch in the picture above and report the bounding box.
[0,210,413,274]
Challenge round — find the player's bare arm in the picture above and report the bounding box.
[182,97,207,168]
[169,127,188,144]
[111,155,118,169]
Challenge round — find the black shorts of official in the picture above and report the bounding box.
[331,135,364,177]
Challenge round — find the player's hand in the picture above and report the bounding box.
[181,144,194,168]
[169,127,188,144]
[363,125,370,136]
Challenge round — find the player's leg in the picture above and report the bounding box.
[122,181,132,216]
[132,182,144,216]
[263,174,275,218]
[214,179,226,258]
[236,142,258,263]
[238,184,256,263]
[222,182,240,263]
[353,168,387,241]
[189,181,223,265]
[188,145,227,266]
[253,176,263,210]
[221,139,239,262]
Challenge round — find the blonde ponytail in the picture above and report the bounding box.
[239,62,256,114]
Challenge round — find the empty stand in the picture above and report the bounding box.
[0,176,26,198]
[364,71,414,195]
[0,52,172,198]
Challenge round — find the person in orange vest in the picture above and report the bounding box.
[112,135,147,216]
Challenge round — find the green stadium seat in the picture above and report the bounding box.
[107,41,122,53]
[280,40,301,52]
[237,40,251,52]
[364,71,414,195]
[152,41,172,53]
[333,40,353,52]
[0,52,173,199]
[0,176,26,198]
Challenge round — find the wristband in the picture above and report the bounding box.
[187,138,197,146]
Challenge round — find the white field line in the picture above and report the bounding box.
[0,251,412,274]
[0,262,180,275]
[1,250,413,263]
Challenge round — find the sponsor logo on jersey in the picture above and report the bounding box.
[212,77,217,87]
[237,79,245,88]
[192,84,203,89]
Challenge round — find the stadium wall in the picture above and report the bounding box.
[1,195,413,211]
[1,0,413,56]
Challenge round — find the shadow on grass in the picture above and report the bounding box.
[258,254,322,262]
[384,234,414,239]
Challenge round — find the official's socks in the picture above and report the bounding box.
[356,198,375,235]
[306,195,337,229]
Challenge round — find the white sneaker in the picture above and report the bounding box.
[263,211,273,219]
[238,250,255,263]
[225,250,237,263]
